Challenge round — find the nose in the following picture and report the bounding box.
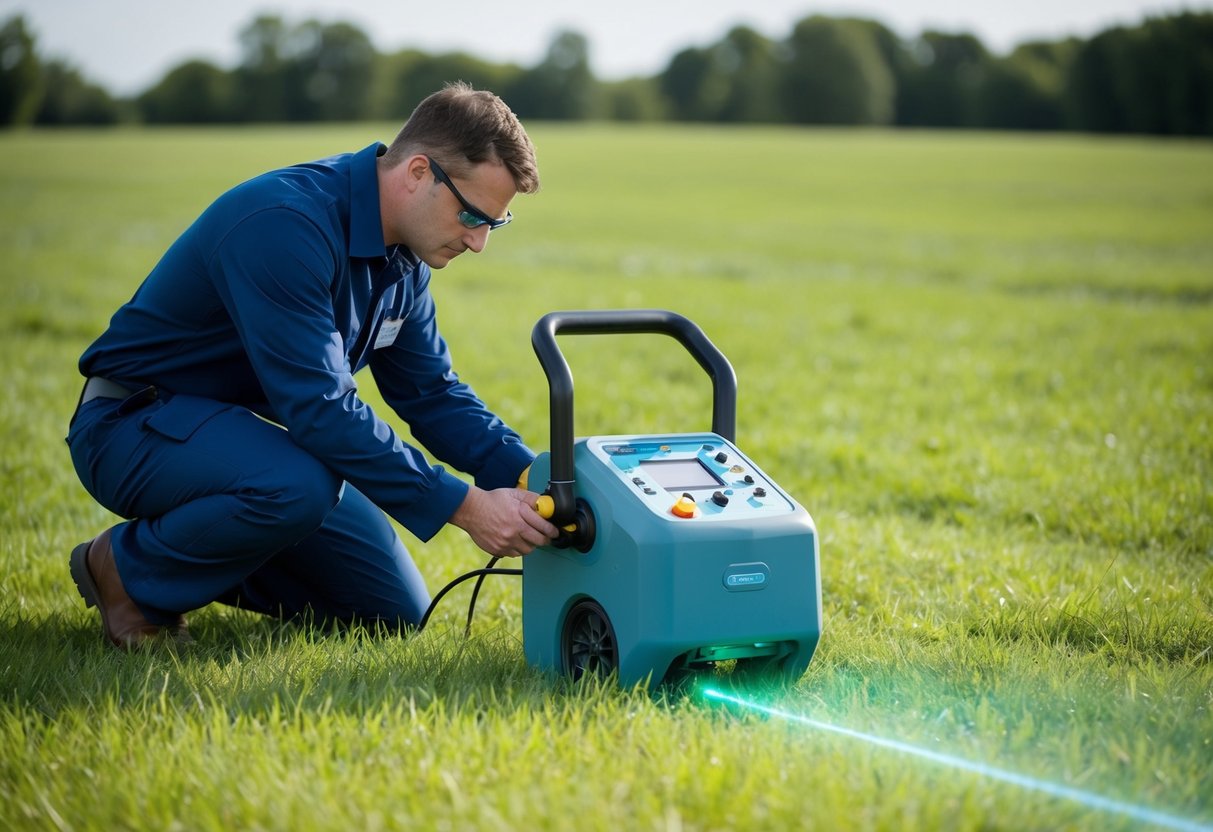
[462,225,492,254]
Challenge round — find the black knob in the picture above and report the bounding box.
[712,491,729,507]
[753,487,766,498]
[714,451,728,464]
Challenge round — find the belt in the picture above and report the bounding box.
[80,377,136,405]
[78,377,159,411]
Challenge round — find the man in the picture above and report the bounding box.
[66,83,559,648]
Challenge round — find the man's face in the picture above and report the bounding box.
[405,158,518,269]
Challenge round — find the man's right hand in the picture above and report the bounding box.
[449,486,560,558]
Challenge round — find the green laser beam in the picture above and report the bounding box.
[703,688,1210,832]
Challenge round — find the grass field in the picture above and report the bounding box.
[1,123,1211,831]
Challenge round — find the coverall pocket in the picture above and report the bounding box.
[142,395,233,442]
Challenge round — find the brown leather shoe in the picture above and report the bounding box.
[70,527,163,648]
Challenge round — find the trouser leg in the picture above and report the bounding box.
[69,393,344,624]
[216,484,431,629]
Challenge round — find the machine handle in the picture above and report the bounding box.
[531,309,738,524]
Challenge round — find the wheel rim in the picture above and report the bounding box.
[562,600,617,679]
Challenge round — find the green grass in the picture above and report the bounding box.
[1,123,1211,831]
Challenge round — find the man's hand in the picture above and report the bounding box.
[449,486,560,558]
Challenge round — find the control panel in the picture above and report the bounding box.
[587,433,794,521]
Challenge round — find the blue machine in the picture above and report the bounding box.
[523,310,821,686]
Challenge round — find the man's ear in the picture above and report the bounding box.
[402,154,431,192]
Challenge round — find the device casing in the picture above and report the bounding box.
[523,432,821,686]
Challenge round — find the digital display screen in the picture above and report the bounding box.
[640,458,723,491]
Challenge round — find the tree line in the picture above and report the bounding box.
[2,11,1211,135]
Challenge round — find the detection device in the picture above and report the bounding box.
[522,310,821,686]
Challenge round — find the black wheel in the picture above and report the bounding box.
[560,599,617,679]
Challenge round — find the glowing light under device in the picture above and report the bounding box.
[702,688,1210,832]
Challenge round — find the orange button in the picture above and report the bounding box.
[671,496,698,518]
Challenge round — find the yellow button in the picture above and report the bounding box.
[536,495,555,518]
[671,496,697,518]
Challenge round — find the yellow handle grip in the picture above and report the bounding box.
[535,494,576,532]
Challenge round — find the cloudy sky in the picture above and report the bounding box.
[2,0,1205,95]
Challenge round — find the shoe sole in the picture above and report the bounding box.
[69,540,100,610]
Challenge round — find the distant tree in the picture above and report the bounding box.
[138,59,233,123]
[506,30,597,119]
[714,26,785,123]
[836,17,912,120]
[842,17,907,72]
[781,15,895,125]
[1064,26,1135,132]
[228,15,376,122]
[1066,13,1213,135]
[230,15,291,121]
[657,27,784,123]
[0,15,40,125]
[978,41,1074,130]
[658,45,728,121]
[281,20,375,121]
[897,31,991,127]
[1146,12,1213,136]
[374,49,516,121]
[7,7,1211,133]
[600,77,667,121]
[33,59,118,125]
[368,49,422,120]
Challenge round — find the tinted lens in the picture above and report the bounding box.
[457,210,489,229]
[458,209,512,230]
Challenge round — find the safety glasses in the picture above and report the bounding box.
[426,156,513,230]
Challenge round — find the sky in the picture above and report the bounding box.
[2,0,1207,96]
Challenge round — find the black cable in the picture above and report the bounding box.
[416,560,522,633]
[465,556,500,636]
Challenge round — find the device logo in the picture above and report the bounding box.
[723,562,770,592]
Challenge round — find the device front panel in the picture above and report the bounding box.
[587,434,797,522]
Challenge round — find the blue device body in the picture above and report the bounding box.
[523,431,821,686]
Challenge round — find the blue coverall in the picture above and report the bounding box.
[66,142,534,627]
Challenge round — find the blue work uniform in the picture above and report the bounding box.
[66,142,534,628]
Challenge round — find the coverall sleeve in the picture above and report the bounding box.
[368,270,535,492]
[207,207,469,541]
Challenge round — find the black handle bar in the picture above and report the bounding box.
[531,309,737,523]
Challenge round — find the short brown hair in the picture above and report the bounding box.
[384,82,539,194]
